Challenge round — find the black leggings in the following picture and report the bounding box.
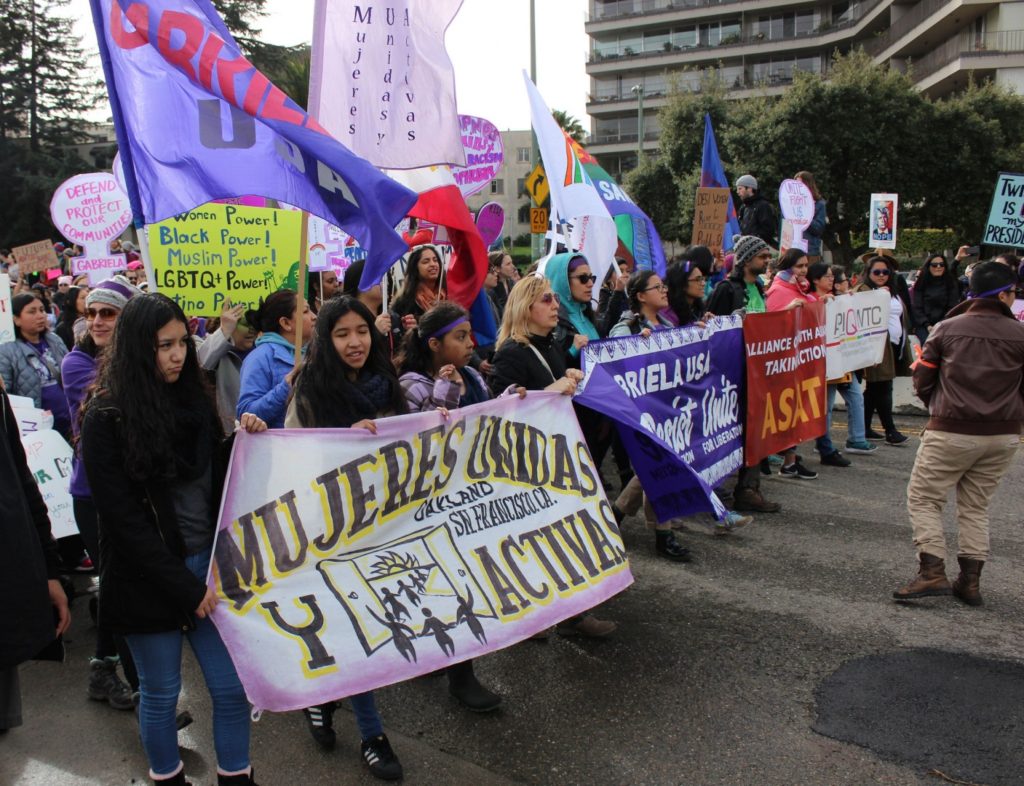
[73,498,139,689]
[863,379,896,435]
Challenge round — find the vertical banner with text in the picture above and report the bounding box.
[743,303,827,464]
[209,394,632,712]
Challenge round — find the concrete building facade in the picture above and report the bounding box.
[585,0,1024,178]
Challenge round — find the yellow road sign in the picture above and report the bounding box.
[530,208,549,233]
[525,165,549,206]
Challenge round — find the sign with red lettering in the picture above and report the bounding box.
[50,172,132,284]
[743,303,827,464]
[451,115,504,198]
[11,239,58,274]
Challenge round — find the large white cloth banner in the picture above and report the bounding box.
[209,393,633,712]
[825,289,891,379]
[310,0,467,169]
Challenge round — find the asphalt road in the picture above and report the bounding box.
[4,412,1023,786]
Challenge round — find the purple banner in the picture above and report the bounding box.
[576,316,746,521]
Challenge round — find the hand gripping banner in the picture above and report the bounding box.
[208,393,632,712]
[576,316,746,521]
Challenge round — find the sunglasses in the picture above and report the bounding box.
[869,268,891,277]
[570,274,597,284]
[538,292,561,305]
[86,307,119,320]
[928,262,946,269]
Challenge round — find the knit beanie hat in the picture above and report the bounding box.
[732,235,770,269]
[86,275,141,311]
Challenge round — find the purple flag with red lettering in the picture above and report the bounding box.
[88,0,416,276]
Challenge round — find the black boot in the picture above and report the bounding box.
[447,660,502,712]
[152,770,190,786]
[218,769,258,785]
[655,530,692,562]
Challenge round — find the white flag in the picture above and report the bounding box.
[523,73,618,288]
[310,0,467,169]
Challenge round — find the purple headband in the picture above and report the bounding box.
[968,283,1015,299]
[426,316,469,340]
[98,280,134,299]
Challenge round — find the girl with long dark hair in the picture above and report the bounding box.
[55,285,88,350]
[392,245,447,321]
[284,295,404,779]
[80,294,267,786]
[664,259,708,327]
[236,289,315,428]
[610,270,674,336]
[911,254,961,344]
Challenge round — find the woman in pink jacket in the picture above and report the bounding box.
[765,249,819,479]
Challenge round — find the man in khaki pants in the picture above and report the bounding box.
[894,262,1024,606]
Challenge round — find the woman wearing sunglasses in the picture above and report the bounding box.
[855,256,910,445]
[910,254,961,344]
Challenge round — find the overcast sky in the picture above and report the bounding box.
[67,0,592,132]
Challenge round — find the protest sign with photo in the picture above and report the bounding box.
[147,203,303,316]
[20,428,77,540]
[982,172,1024,246]
[0,273,13,344]
[209,393,632,712]
[577,317,745,520]
[825,290,890,379]
[744,303,827,464]
[691,187,731,256]
[11,240,59,274]
[452,116,504,197]
[868,193,898,250]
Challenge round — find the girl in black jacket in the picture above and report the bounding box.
[81,294,266,786]
[911,254,961,344]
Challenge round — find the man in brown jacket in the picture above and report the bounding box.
[894,262,1024,606]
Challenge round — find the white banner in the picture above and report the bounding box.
[209,393,632,712]
[310,0,467,169]
[825,289,891,379]
[0,273,13,344]
[21,429,77,540]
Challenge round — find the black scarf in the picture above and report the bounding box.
[168,397,214,482]
[346,371,396,424]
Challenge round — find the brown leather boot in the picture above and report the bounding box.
[951,557,984,606]
[892,552,952,600]
[733,487,781,513]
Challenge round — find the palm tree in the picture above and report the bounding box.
[552,110,587,143]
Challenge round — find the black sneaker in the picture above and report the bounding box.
[886,431,909,446]
[865,429,885,441]
[655,530,692,562]
[820,451,851,467]
[303,702,336,750]
[361,734,403,780]
[780,461,818,480]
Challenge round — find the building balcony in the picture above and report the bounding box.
[586,0,854,31]
[865,0,998,62]
[910,28,1024,94]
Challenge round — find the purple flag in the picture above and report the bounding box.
[700,114,741,253]
[89,0,417,277]
[576,317,746,521]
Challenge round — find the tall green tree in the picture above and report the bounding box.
[552,110,587,143]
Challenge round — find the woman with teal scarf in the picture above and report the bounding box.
[545,253,623,367]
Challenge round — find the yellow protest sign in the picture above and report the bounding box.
[148,203,302,316]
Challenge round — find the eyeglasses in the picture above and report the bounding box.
[570,274,597,284]
[86,307,119,320]
[869,269,890,277]
[538,292,560,305]
[835,278,848,285]
[642,283,669,292]
[928,262,946,269]
[688,275,705,284]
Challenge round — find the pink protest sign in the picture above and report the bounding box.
[50,173,132,284]
[451,115,504,198]
[475,202,505,247]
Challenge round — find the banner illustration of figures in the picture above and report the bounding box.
[744,304,827,464]
[576,317,745,521]
[869,193,898,250]
[825,290,890,379]
[209,394,632,712]
[983,172,1024,246]
[147,203,303,316]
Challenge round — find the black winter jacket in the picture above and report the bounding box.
[81,399,232,634]
[489,332,568,394]
[738,194,778,247]
[1,390,61,669]
[911,278,961,331]
[707,272,766,317]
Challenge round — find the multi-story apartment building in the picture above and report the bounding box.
[585,0,1024,178]
[464,129,535,243]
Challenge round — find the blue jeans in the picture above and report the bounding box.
[816,380,866,455]
[125,549,250,776]
[351,692,383,739]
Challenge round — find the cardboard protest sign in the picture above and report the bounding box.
[868,193,898,250]
[0,274,13,344]
[148,203,303,316]
[778,179,814,252]
[452,116,504,198]
[21,429,77,540]
[744,303,827,464]
[11,240,58,274]
[825,289,890,379]
[577,316,745,521]
[209,393,631,712]
[692,188,731,255]
[983,172,1024,246]
[50,173,133,284]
